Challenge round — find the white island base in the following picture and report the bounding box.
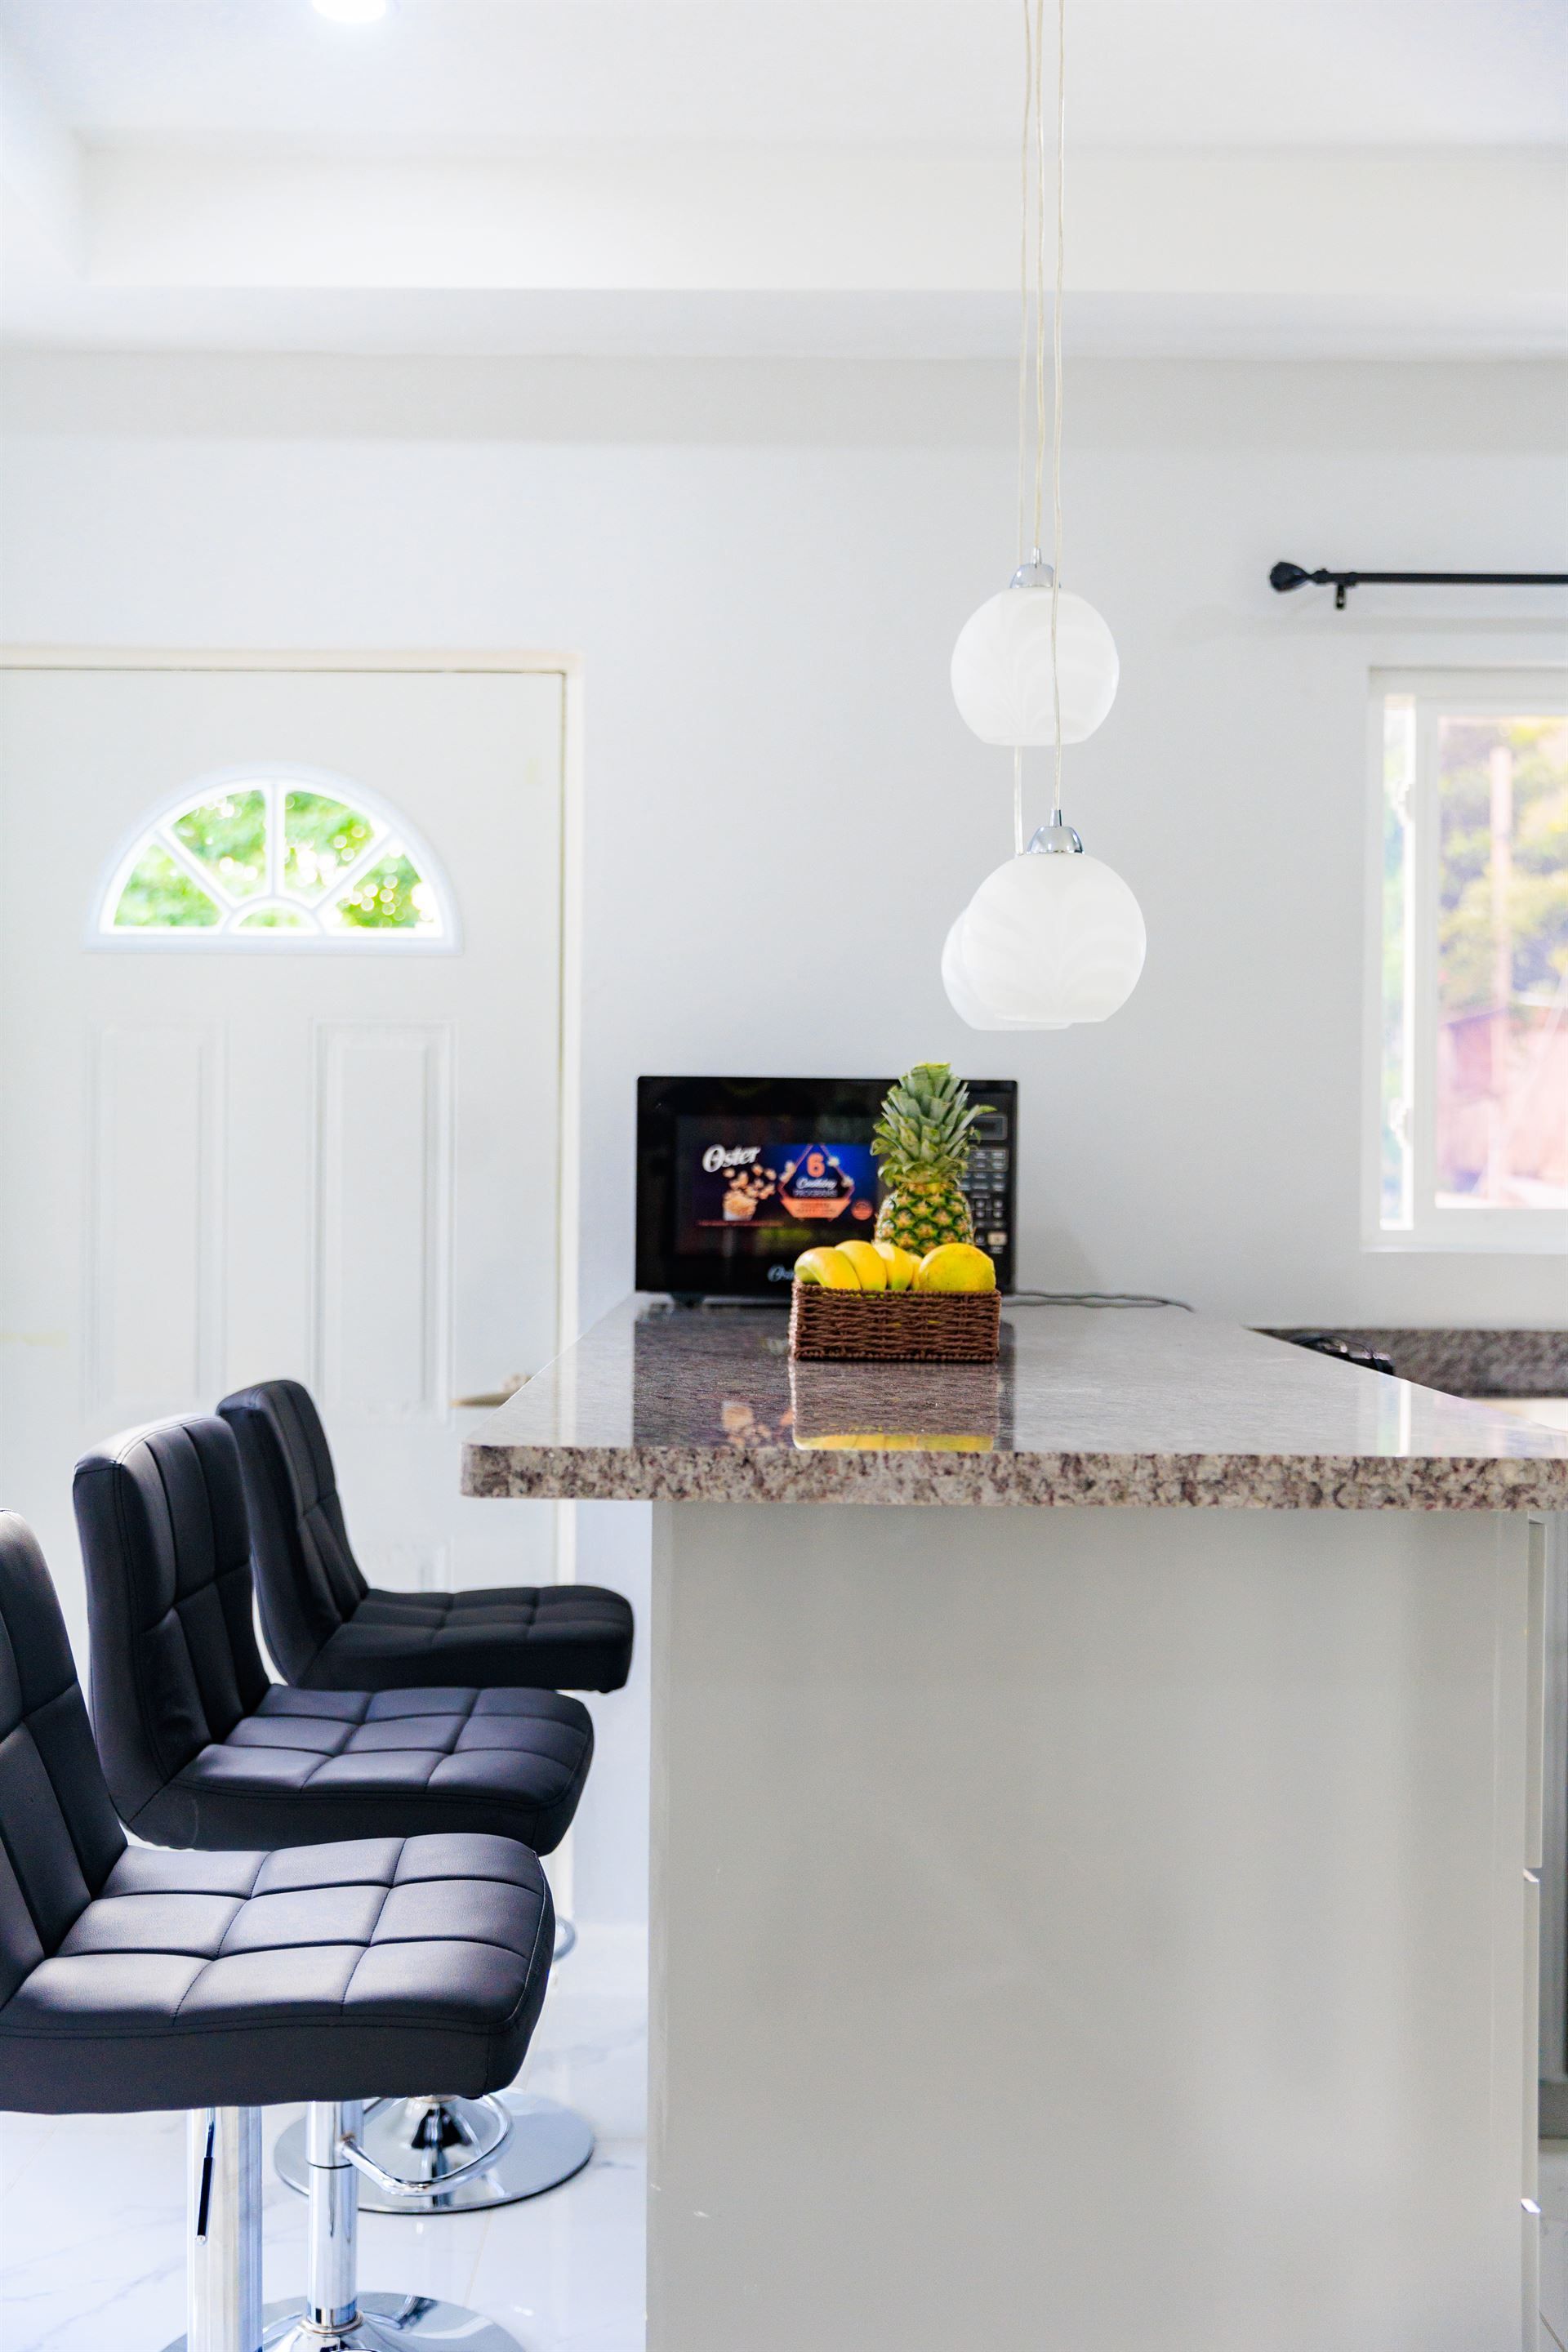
[648,1501,1544,2352]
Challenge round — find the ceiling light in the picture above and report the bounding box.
[945,822,1146,1031]
[942,0,1144,1033]
[311,0,388,23]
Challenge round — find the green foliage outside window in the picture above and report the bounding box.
[1438,718,1568,1015]
[106,780,444,939]
[171,791,266,898]
[114,843,221,928]
[332,852,426,931]
[283,792,376,899]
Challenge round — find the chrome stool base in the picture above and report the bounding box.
[276,2092,595,2214]
[269,2290,523,2350]
[167,2294,523,2351]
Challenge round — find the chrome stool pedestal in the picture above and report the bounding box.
[275,2090,593,2215]
[164,2101,524,2352]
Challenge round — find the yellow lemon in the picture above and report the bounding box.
[794,1245,861,1290]
[914,1243,997,1294]
[873,1241,920,1291]
[836,1240,889,1291]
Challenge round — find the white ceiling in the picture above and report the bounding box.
[4,1,1564,150]
[2,1,1565,359]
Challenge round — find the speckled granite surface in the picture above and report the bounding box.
[461,1299,1568,1511]
[1262,1328,1568,1396]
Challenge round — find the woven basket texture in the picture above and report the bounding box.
[788,1282,1000,1363]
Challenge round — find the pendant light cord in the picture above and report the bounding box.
[1016,0,1033,576]
[1049,0,1065,826]
[1015,0,1068,841]
[1034,0,1048,560]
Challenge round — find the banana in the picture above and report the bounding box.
[794,1246,862,1290]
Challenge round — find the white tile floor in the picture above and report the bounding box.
[9,1991,1566,2352]
[1539,2143,1568,2352]
[0,1929,647,2352]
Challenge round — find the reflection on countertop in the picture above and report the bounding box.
[462,1298,1568,1511]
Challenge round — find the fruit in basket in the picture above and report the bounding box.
[872,1062,983,1256]
[794,1245,862,1289]
[914,1242,997,1294]
[873,1241,920,1291]
[836,1240,889,1290]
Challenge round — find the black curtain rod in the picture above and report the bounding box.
[1272,559,1568,612]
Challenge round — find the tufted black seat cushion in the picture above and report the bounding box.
[73,1416,592,1858]
[217,1380,634,1695]
[149,1683,591,1853]
[294,1584,636,1699]
[0,1512,554,2116]
[0,1833,552,2116]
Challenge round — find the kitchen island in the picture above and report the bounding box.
[464,1302,1568,2352]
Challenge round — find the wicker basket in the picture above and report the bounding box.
[788,1281,1000,1363]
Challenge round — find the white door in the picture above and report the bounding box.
[0,659,571,1665]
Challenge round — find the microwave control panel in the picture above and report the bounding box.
[962,1111,1012,1258]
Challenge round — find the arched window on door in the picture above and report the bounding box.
[92,768,458,949]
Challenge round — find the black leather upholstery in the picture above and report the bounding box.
[0,1514,127,2015]
[74,1416,592,1856]
[217,1379,634,1694]
[0,1512,553,2114]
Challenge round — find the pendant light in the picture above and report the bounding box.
[943,0,1145,1031]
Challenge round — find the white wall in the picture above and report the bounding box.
[3,352,1564,1326]
[3,350,1565,1922]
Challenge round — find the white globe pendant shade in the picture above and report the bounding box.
[942,842,1146,1029]
[951,581,1119,747]
[940,915,1012,1030]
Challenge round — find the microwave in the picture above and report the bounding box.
[635,1075,1018,1300]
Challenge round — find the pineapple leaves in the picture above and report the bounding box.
[871,1062,990,1179]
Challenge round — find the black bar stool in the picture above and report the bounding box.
[217,1379,634,1694]
[217,1374,633,2020]
[73,1413,598,2217]
[0,1506,553,2352]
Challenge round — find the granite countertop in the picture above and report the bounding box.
[461,1298,1568,1510]
[1260,1327,1568,1396]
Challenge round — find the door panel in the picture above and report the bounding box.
[0,662,567,1660]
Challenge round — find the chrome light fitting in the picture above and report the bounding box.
[943,0,1144,1031]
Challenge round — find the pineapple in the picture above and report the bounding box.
[872,1062,984,1258]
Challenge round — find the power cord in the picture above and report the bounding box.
[1008,1290,1194,1311]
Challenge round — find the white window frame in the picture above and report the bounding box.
[1364,666,1568,1256]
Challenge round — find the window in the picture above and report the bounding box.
[94,770,455,948]
[1371,670,1567,1252]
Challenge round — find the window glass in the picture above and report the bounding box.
[101,777,448,945]
[283,791,377,900]
[170,790,267,899]
[1373,677,1567,1248]
[327,848,435,933]
[113,842,223,929]
[1379,695,1415,1227]
[1435,715,1568,1211]
[234,906,310,932]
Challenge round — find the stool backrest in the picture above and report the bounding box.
[0,1513,127,2000]
[73,1415,272,1830]
[216,1379,368,1685]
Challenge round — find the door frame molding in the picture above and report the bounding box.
[0,643,587,1370]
